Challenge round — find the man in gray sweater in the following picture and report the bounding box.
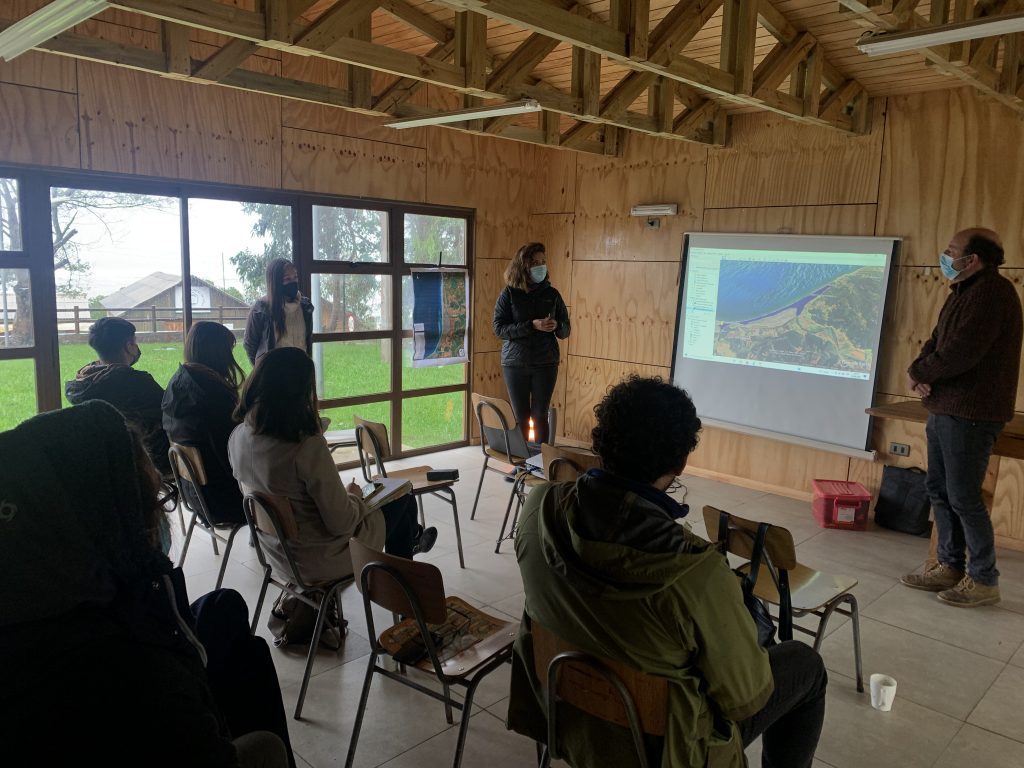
[902,228,1022,607]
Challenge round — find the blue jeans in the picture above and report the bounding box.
[925,414,1003,585]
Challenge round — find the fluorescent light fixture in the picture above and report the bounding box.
[385,99,541,129]
[0,0,110,62]
[856,10,1024,56]
[630,204,678,217]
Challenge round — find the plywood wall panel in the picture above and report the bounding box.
[527,213,574,299]
[562,355,670,443]
[0,51,76,92]
[474,259,505,355]
[0,83,79,168]
[470,349,505,439]
[993,458,1024,543]
[875,266,1024,412]
[574,132,704,262]
[703,204,877,236]
[687,425,851,501]
[532,145,577,214]
[706,100,885,209]
[426,129,536,212]
[282,127,426,201]
[569,260,680,367]
[877,88,1024,268]
[77,62,280,186]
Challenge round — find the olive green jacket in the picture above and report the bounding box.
[507,475,773,768]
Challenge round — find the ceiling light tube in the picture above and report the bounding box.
[856,10,1024,56]
[0,0,110,62]
[385,99,542,129]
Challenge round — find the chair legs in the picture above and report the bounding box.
[495,473,526,554]
[808,592,864,693]
[470,457,490,520]
[251,564,273,634]
[214,524,244,590]
[177,511,199,568]
[295,582,347,720]
[443,487,466,569]
[345,650,379,768]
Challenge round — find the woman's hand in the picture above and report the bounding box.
[532,318,557,332]
[347,478,364,498]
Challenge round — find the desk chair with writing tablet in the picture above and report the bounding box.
[353,416,465,568]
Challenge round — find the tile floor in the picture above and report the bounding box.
[174,447,1024,768]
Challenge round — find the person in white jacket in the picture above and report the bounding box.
[228,347,434,585]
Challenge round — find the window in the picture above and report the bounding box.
[0,269,32,348]
[313,206,387,263]
[0,359,35,431]
[404,213,467,265]
[0,178,22,251]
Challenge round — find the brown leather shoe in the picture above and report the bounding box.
[937,576,1000,607]
[900,561,964,592]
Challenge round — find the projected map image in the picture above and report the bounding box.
[713,261,885,376]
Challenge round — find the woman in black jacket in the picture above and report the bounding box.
[492,242,571,445]
[163,321,246,524]
[243,258,314,365]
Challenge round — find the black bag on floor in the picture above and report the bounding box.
[267,587,343,649]
[874,465,932,537]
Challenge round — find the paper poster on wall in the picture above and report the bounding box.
[411,268,469,368]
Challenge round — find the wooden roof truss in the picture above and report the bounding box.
[1,0,874,155]
[840,0,1024,114]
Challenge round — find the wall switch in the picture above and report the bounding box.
[889,442,911,457]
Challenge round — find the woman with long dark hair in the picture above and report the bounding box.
[243,258,314,365]
[162,321,248,524]
[493,242,571,445]
[227,348,433,585]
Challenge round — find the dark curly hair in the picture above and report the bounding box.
[591,375,701,484]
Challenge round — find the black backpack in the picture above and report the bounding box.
[874,466,932,537]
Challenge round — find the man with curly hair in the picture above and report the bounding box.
[507,376,828,768]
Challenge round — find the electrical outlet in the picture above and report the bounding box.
[889,442,911,457]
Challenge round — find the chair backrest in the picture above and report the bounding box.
[541,443,601,482]
[349,536,447,625]
[472,392,531,460]
[702,505,797,571]
[532,619,667,759]
[242,491,307,583]
[169,442,208,486]
[354,416,391,481]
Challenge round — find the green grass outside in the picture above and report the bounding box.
[0,340,466,445]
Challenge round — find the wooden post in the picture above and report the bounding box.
[151,305,158,333]
[74,305,81,335]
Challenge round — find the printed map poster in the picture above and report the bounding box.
[412,268,469,368]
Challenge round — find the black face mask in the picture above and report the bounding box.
[282,282,299,300]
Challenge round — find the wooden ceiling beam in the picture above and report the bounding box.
[487,33,560,91]
[295,0,380,51]
[162,22,191,79]
[571,46,602,116]
[348,16,374,110]
[373,40,454,112]
[752,31,815,96]
[377,0,453,44]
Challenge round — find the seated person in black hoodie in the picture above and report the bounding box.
[163,321,247,525]
[0,401,293,767]
[66,316,171,477]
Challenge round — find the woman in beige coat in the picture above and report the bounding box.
[228,347,433,585]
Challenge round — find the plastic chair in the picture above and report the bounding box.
[354,416,465,568]
[531,619,667,768]
[168,443,245,590]
[242,491,354,719]
[703,505,864,692]
[345,537,518,768]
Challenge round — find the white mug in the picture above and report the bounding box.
[870,673,897,712]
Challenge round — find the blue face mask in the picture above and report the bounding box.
[939,253,966,280]
[529,265,548,283]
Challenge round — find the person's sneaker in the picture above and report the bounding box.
[900,561,965,591]
[412,525,438,555]
[937,576,1000,607]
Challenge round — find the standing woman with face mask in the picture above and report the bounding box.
[492,242,571,445]
[243,258,314,366]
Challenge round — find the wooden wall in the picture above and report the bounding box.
[3,25,1024,547]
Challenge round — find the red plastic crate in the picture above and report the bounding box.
[811,479,871,531]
